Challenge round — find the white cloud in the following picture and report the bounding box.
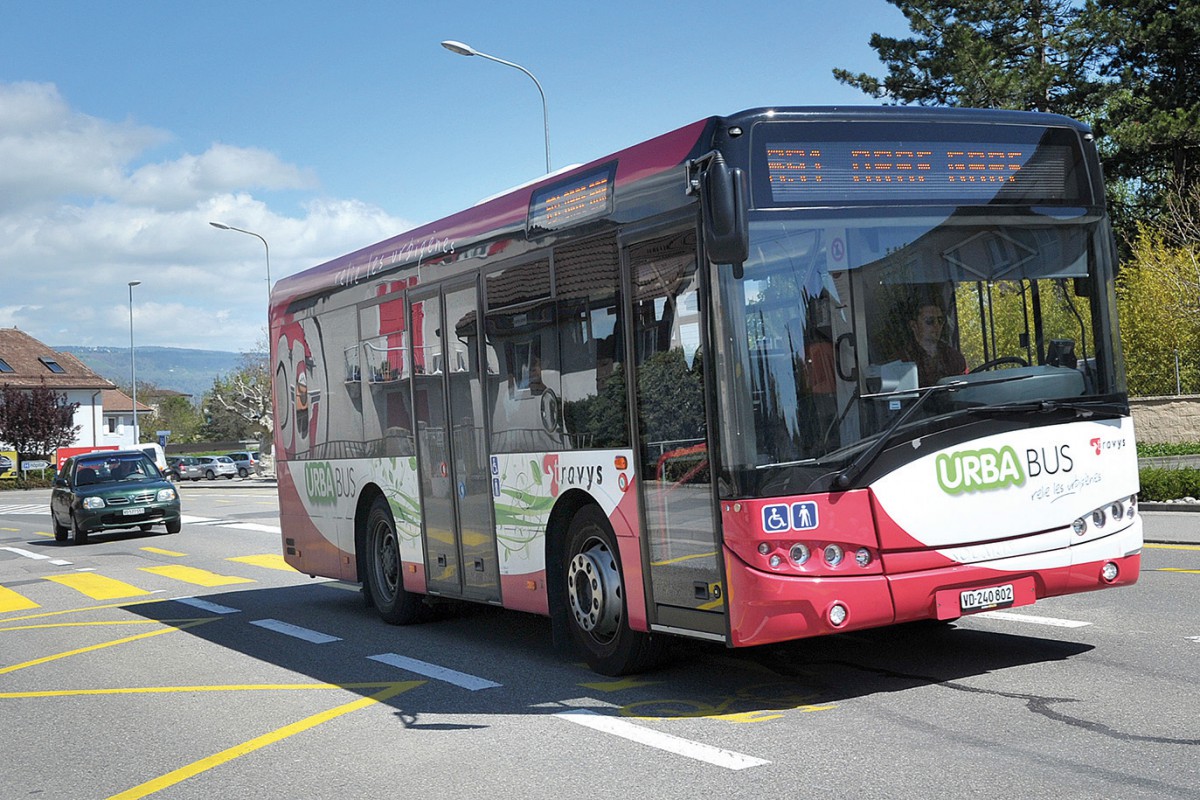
[0,80,414,354]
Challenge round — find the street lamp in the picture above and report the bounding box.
[441,40,552,174]
[209,222,271,307]
[128,280,141,446]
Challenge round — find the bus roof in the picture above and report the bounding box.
[272,105,1091,308]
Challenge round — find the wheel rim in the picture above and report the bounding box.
[372,518,399,599]
[567,535,622,642]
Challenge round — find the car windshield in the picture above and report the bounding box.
[75,454,159,486]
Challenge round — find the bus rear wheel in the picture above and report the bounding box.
[364,495,423,625]
[564,505,664,676]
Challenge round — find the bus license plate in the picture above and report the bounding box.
[121,507,144,516]
[960,584,1014,612]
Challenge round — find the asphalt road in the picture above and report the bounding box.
[0,485,1196,800]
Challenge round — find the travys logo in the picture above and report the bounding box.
[936,446,1025,494]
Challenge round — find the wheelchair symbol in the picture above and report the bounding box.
[762,504,791,533]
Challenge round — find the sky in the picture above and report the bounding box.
[0,0,909,355]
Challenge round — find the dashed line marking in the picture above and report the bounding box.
[556,709,770,770]
[250,618,341,644]
[0,585,40,612]
[368,652,502,691]
[227,554,295,572]
[173,597,241,614]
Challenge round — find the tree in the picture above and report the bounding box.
[1087,0,1200,228]
[204,349,271,449]
[139,395,204,445]
[832,0,1101,114]
[0,385,81,457]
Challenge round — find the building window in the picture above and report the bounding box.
[107,417,118,434]
[39,356,66,374]
[0,357,12,373]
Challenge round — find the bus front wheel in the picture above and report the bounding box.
[563,505,664,676]
[364,495,424,625]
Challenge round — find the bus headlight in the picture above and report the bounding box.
[1091,509,1107,528]
[828,603,848,627]
[1101,562,1119,582]
[855,547,872,567]
[789,543,810,565]
[1072,517,1087,536]
[824,544,844,567]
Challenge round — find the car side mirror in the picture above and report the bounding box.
[54,476,66,487]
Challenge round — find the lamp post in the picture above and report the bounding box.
[128,280,141,446]
[441,40,551,174]
[209,222,271,307]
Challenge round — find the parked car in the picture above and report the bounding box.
[224,451,260,478]
[50,450,181,544]
[166,456,205,481]
[196,455,237,480]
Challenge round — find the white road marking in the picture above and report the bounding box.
[368,653,502,691]
[249,618,341,644]
[226,522,282,534]
[1,546,71,566]
[556,709,771,770]
[975,610,1091,628]
[175,597,241,614]
[0,504,48,515]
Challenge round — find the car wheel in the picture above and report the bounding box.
[364,494,424,624]
[71,513,89,546]
[206,470,215,480]
[166,518,182,534]
[238,468,248,478]
[53,514,68,543]
[563,505,665,676]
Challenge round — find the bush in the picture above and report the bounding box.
[1138,467,1200,502]
[1137,442,1200,458]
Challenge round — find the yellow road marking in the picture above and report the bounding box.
[0,619,200,633]
[0,585,40,613]
[580,676,659,692]
[651,550,718,566]
[0,620,211,675]
[141,546,186,557]
[139,565,255,587]
[0,598,164,623]
[0,527,18,532]
[0,681,418,699]
[105,681,422,800]
[226,554,296,572]
[32,531,52,538]
[1156,568,1200,574]
[1144,543,1200,551]
[45,573,151,600]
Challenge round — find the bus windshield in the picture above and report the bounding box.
[714,209,1124,488]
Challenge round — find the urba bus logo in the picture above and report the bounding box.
[936,446,1026,494]
[304,461,360,506]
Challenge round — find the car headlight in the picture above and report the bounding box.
[157,488,177,502]
[83,496,105,509]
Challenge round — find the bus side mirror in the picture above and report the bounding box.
[699,156,749,278]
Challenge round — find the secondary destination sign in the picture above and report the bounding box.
[528,162,616,233]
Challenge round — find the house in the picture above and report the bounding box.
[100,388,154,448]
[0,328,115,454]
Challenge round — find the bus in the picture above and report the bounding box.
[270,106,1141,675]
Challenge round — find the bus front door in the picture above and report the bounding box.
[410,284,500,602]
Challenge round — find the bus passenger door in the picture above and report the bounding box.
[410,284,500,602]
[626,226,727,637]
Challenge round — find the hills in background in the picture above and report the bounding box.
[56,346,252,400]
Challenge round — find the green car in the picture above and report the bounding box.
[50,450,182,544]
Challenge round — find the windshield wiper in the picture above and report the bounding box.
[835,380,966,488]
[968,398,1127,419]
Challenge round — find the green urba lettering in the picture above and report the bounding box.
[936,446,1025,495]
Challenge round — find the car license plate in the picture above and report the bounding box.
[960,583,1014,612]
[121,507,144,516]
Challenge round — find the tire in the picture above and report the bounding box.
[166,518,182,534]
[238,468,249,478]
[205,470,215,480]
[71,513,89,546]
[139,524,154,532]
[364,494,423,625]
[53,514,68,543]
[563,505,665,676]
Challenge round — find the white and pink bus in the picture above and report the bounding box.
[270,107,1141,675]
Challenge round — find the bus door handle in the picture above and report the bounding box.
[836,333,857,382]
